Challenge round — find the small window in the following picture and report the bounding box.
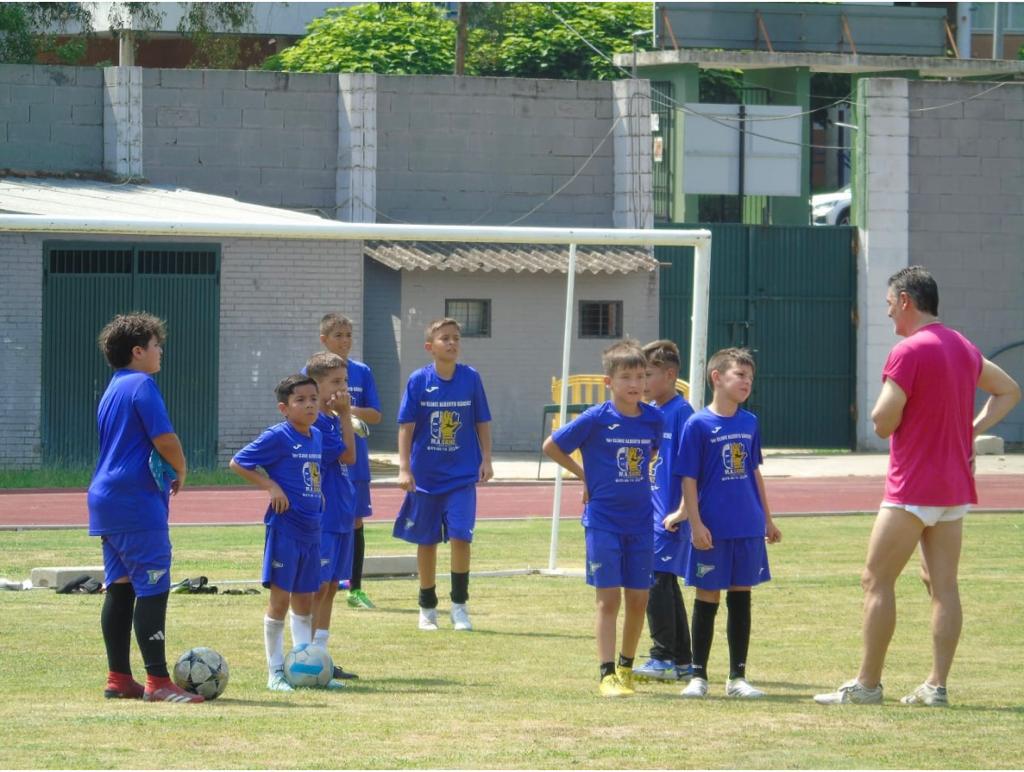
[445,299,491,337]
[579,301,622,338]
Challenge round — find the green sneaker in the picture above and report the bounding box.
[347,589,375,609]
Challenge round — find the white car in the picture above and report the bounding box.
[812,186,851,226]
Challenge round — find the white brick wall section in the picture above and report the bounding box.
[337,73,377,223]
[858,78,910,450]
[612,79,653,230]
[103,66,143,178]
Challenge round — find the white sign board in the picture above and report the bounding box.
[682,104,803,196]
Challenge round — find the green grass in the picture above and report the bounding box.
[0,467,245,489]
[2,515,1023,769]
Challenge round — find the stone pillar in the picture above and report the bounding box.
[337,73,377,223]
[612,78,653,229]
[103,66,143,179]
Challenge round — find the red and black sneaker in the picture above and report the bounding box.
[143,676,204,703]
[104,672,145,699]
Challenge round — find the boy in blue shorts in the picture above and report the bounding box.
[305,352,360,681]
[635,339,696,683]
[543,339,664,697]
[393,318,493,632]
[230,374,345,691]
[664,347,782,699]
[318,312,382,609]
[88,312,202,703]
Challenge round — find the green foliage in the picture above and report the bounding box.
[175,2,255,69]
[0,2,92,65]
[0,4,35,63]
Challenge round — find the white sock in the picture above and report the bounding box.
[289,612,313,647]
[264,615,286,674]
[313,628,330,647]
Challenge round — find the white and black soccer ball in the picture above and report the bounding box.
[351,415,370,439]
[283,643,333,688]
[173,646,229,700]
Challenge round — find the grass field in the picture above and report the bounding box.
[2,514,1022,769]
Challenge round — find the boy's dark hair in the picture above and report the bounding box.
[275,374,318,404]
[320,312,353,336]
[97,312,166,369]
[601,338,646,376]
[425,317,460,341]
[305,351,347,379]
[707,347,756,385]
[642,339,681,371]
[888,265,939,316]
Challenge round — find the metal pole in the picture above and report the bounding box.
[992,0,1002,59]
[548,242,577,572]
[957,2,973,60]
[688,239,712,411]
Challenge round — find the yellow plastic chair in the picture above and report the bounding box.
[538,375,608,477]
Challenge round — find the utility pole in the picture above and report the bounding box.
[454,3,468,76]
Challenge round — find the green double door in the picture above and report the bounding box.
[42,242,220,468]
[658,224,857,448]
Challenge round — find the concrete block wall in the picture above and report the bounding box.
[0,234,43,468]
[907,80,1024,442]
[394,268,659,451]
[612,79,654,229]
[142,69,339,211]
[0,65,103,172]
[375,75,617,226]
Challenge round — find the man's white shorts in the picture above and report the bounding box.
[881,501,971,527]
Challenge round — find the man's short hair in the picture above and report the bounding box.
[888,265,939,316]
[602,338,646,376]
[97,312,166,369]
[320,312,353,337]
[707,347,756,385]
[642,339,681,371]
[425,317,460,341]
[275,374,318,404]
[305,352,347,380]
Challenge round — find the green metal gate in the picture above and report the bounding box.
[658,224,857,448]
[42,242,220,468]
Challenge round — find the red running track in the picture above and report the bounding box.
[0,476,1021,528]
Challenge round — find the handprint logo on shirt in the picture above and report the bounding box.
[721,442,747,476]
[429,410,462,447]
[616,446,645,480]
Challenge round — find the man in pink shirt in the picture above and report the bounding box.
[816,266,1019,707]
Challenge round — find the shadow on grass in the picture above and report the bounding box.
[468,628,590,641]
[212,697,331,708]
[342,676,457,694]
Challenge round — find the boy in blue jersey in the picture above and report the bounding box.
[543,339,664,697]
[305,352,360,682]
[230,374,344,692]
[393,318,493,632]
[88,313,202,703]
[635,339,696,683]
[664,348,782,699]
[318,313,382,610]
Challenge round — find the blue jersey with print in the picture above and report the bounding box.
[651,394,695,526]
[88,370,176,536]
[313,412,356,534]
[552,401,663,535]
[232,422,324,543]
[345,359,380,482]
[678,407,766,539]
[398,363,491,495]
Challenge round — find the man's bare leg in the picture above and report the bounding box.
[919,519,964,687]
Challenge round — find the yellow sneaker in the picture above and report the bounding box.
[616,665,636,693]
[599,673,634,697]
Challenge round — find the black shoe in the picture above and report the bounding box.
[333,665,359,680]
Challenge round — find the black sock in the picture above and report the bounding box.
[450,571,469,604]
[600,661,616,679]
[350,526,365,591]
[618,653,634,669]
[726,590,752,680]
[691,599,719,681]
[418,585,438,610]
[101,583,136,675]
[133,591,170,678]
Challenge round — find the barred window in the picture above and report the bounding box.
[579,301,622,338]
[445,299,491,337]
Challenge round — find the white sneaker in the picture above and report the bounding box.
[814,679,883,705]
[899,682,948,707]
[450,602,473,631]
[681,676,709,698]
[267,671,294,692]
[418,606,438,631]
[726,678,766,699]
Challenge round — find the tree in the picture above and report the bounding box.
[0,3,92,65]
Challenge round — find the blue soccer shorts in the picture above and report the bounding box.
[319,530,355,585]
[585,527,653,590]
[102,529,173,597]
[684,536,771,590]
[653,520,690,580]
[392,484,477,545]
[353,480,373,519]
[262,527,321,594]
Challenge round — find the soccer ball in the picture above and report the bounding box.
[283,643,333,688]
[351,415,370,439]
[173,646,229,699]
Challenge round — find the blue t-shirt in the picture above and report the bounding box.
[552,401,663,535]
[87,370,176,536]
[345,359,380,483]
[232,422,324,543]
[650,394,696,527]
[314,412,356,534]
[397,363,491,495]
[678,407,766,539]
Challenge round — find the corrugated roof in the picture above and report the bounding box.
[364,240,657,275]
[0,177,329,224]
